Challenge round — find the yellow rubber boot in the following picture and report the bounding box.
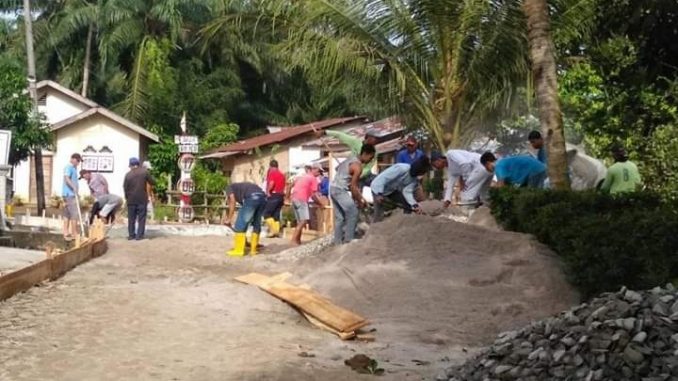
[227,233,246,257]
[250,233,260,256]
[265,218,277,237]
[273,220,281,236]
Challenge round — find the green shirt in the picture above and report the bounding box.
[600,161,642,194]
[326,130,376,178]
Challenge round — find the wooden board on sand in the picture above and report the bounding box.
[235,272,368,334]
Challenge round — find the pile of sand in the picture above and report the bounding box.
[289,213,579,348]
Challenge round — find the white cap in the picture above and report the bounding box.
[142,161,152,169]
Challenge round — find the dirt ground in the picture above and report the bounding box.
[0,213,579,381]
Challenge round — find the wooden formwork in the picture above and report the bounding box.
[0,220,108,302]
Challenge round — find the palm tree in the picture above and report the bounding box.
[523,0,569,189]
[261,0,533,149]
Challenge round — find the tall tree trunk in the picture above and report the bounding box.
[81,23,93,97]
[523,0,570,190]
[23,0,46,213]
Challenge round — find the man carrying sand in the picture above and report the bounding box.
[330,144,376,244]
[371,156,431,222]
[290,163,323,245]
[430,150,481,207]
[224,182,267,256]
[62,153,82,241]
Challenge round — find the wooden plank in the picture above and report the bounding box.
[302,311,356,340]
[0,238,108,302]
[0,260,52,301]
[267,285,368,333]
[236,272,368,333]
[234,272,292,289]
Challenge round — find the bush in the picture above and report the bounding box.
[489,188,678,298]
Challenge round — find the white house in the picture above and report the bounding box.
[13,81,159,203]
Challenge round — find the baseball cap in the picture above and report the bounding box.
[430,151,445,162]
[129,157,140,167]
[78,169,90,180]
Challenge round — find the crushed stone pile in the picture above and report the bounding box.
[287,213,578,350]
[442,285,678,381]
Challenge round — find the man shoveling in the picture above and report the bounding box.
[370,156,431,223]
[224,182,267,257]
[330,144,376,245]
[431,151,495,207]
[80,170,122,225]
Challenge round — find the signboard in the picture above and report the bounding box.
[175,135,199,154]
[0,130,11,166]
[82,155,114,172]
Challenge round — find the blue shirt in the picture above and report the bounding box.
[495,156,546,186]
[395,148,425,165]
[371,163,419,207]
[62,164,78,197]
[319,176,330,196]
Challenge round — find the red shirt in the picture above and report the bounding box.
[266,168,286,194]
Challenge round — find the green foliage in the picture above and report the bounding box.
[200,123,239,152]
[490,188,678,298]
[0,59,50,165]
[153,203,176,222]
[557,0,678,201]
[192,162,228,195]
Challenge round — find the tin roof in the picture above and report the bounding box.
[205,116,368,156]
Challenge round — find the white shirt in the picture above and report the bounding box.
[445,150,481,202]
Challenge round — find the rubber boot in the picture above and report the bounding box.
[265,218,278,237]
[227,233,246,257]
[274,220,281,236]
[250,233,260,256]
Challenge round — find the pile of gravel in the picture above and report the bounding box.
[442,285,678,381]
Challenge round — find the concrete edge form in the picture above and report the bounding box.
[0,238,108,301]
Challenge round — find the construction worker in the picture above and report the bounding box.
[395,136,425,164]
[263,160,286,237]
[486,155,547,188]
[289,163,323,245]
[330,144,376,244]
[224,182,267,256]
[459,152,496,205]
[318,127,380,185]
[600,146,642,194]
[528,130,547,164]
[371,156,431,222]
[430,150,481,207]
[62,153,82,241]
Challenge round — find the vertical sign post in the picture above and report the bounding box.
[174,113,198,223]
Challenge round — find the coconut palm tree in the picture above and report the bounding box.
[261,0,533,149]
[523,0,569,189]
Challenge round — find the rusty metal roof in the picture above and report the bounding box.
[302,117,404,150]
[207,116,368,155]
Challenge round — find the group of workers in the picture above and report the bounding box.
[60,153,155,241]
[224,128,643,256]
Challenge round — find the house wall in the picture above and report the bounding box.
[38,89,89,125]
[51,115,141,198]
